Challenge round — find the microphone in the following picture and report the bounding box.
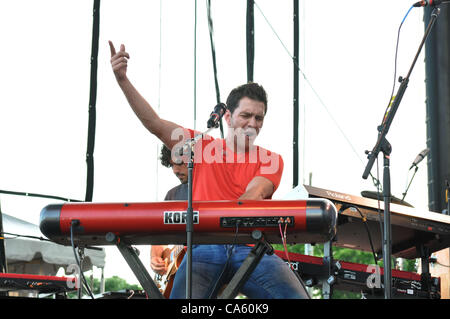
[413,0,449,7]
[409,148,430,170]
[207,103,227,128]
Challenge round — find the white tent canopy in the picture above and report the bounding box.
[2,213,105,276]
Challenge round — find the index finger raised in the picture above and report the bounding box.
[108,40,116,57]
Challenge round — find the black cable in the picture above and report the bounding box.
[291,264,311,299]
[436,261,450,268]
[1,230,102,251]
[0,189,81,202]
[206,0,224,138]
[375,156,385,259]
[381,5,414,125]
[281,222,311,299]
[1,231,54,242]
[207,222,240,299]
[79,249,96,299]
[344,205,378,267]
[338,203,377,266]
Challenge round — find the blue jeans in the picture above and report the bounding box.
[169,244,310,299]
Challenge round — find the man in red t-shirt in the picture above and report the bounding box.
[110,41,309,299]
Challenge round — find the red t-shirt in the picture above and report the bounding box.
[180,129,283,201]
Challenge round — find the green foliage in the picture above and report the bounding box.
[401,259,418,272]
[68,275,142,298]
[98,275,142,294]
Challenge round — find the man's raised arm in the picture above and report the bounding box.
[109,41,185,149]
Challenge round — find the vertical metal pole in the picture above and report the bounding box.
[246,0,254,83]
[246,0,255,82]
[0,201,8,274]
[382,153,392,299]
[186,159,194,298]
[193,0,197,130]
[293,0,299,188]
[85,0,100,202]
[322,240,334,299]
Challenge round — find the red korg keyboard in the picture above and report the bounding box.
[39,199,337,246]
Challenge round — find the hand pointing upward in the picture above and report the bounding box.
[109,41,130,82]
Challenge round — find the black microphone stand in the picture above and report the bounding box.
[184,103,226,298]
[362,7,440,299]
[182,126,216,299]
[186,142,194,299]
[401,166,419,202]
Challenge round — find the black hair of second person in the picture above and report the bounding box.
[159,144,172,168]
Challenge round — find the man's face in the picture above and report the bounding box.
[225,97,265,150]
[171,161,188,184]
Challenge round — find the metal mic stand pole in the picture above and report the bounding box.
[401,166,419,202]
[186,144,194,299]
[362,7,440,299]
[184,128,214,299]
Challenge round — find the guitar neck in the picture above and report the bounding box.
[173,245,184,257]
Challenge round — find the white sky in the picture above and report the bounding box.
[0,1,432,285]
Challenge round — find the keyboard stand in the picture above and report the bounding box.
[106,232,164,299]
[106,230,273,300]
[217,230,274,299]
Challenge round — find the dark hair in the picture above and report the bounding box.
[160,144,172,168]
[225,82,268,115]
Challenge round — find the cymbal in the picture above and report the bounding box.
[361,191,414,208]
